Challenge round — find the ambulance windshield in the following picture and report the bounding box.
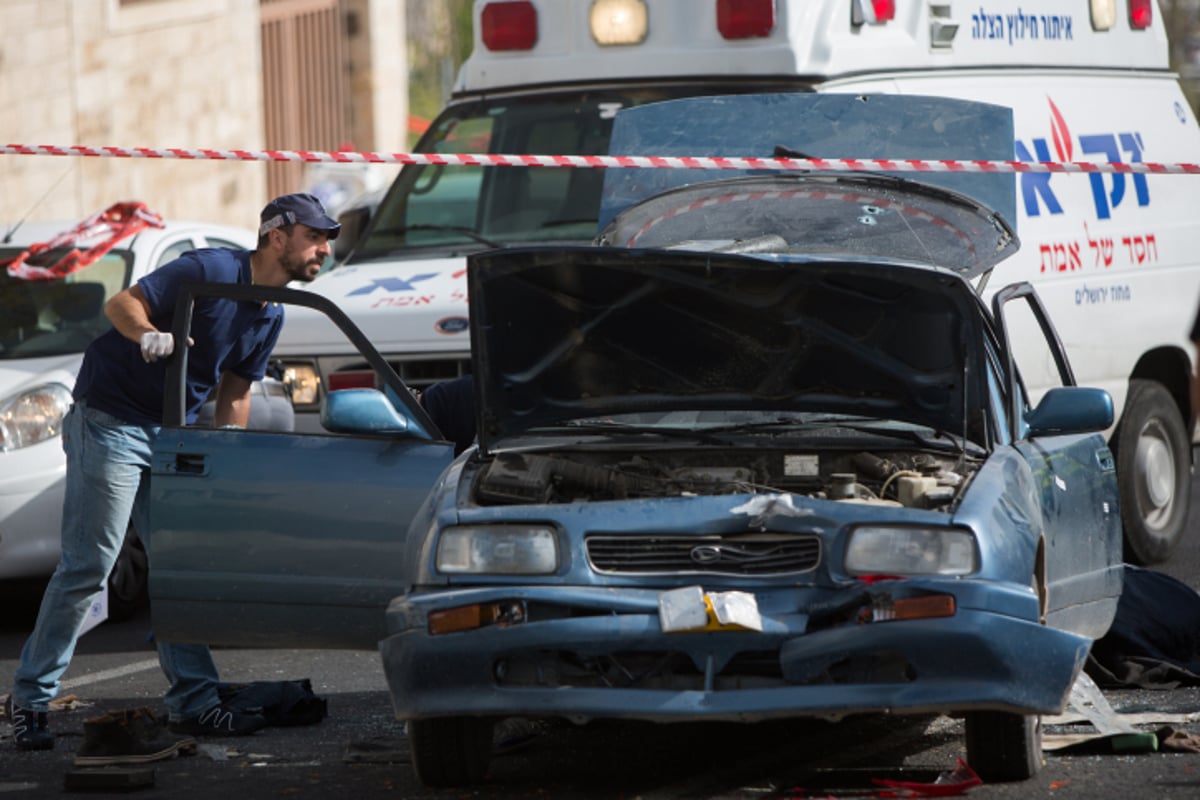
[351,85,812,260]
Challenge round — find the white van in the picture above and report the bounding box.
[271,0,1200,564]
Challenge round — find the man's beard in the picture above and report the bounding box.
[282,244,322,282]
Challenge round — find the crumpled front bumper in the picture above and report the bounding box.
[380,584,1091,723]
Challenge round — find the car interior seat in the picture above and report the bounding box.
[0,282,40,347]
[50,281,107,326]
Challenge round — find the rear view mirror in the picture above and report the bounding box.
[333,205,373,262]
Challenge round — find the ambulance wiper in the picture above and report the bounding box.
[773,145,814,163]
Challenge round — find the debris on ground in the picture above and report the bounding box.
[49,694,92,712]
[343,737,410,764]
[197,743,238,761]
[1043,672,1164,754]
[1156,726,1200,753]
[769,759,982,798]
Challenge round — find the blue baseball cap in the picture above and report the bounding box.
[259,193,341,239]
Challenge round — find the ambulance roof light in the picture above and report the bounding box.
[851,0,897,26]
[1090,0,1116,31]
[481,1,538,51]
[1129,0,1153,30]
[590,0,649,46]
[717,0,776,40]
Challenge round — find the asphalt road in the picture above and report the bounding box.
[2,474,1200,798]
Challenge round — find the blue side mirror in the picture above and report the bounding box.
[321,388,412,435]
[1026,387,1114,437]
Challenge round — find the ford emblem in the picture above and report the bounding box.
[690,545,722,564]
[435,316,469,335]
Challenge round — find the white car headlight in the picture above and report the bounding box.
[281,362,321,406]
[845,525,977,576]
[437,525,559,575]
[0,383,73,452]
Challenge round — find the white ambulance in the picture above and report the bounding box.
[272,0,1200,565]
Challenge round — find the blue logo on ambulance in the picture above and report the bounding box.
[346,273,439,296]
[1015,98,1149,221]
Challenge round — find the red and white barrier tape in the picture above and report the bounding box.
[4,143,1200,175]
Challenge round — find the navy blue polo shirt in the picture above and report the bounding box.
[73,248,283,425]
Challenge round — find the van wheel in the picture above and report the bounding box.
[1112,379,1190,565]
[106,525,148,622]
[409,716,494,787]
[964,711,1041,782]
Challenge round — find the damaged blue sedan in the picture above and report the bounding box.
[147,94,1121,788]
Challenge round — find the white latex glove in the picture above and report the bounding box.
[140,331,175,363]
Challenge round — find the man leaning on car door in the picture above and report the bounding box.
[7,194,339,752]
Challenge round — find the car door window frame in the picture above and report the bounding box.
[990,281,1077,439]
[162,281,438,435]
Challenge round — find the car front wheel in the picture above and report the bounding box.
[409,716,494,787]
[964,711,1041,782]
[1113,379,1191,565]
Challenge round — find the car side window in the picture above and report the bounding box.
[1001,299,1068,405]
[991,283,1078,441]
[983,335,1013,444]
[155,239,199,269]
[206,237,246,251]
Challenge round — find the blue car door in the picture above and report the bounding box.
[148,283,454,649]
[993,282,1122,640]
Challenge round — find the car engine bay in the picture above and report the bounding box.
[472,448,976,510]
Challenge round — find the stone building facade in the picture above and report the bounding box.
[0,0,407,230]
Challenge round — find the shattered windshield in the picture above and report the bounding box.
[351,85,812,260]
[596,174,1017,274]
[0,251,128,359]
[597,93,1018,243]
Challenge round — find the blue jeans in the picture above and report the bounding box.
[12,402,221,721]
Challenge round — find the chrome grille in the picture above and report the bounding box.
[587,533,821,576]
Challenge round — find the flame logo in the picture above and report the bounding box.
[1048,97,1072,163]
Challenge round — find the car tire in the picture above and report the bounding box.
[106,525,148,622]
[409,716,494,787]
[1112,379,1191,565]
[964,711,1041,782]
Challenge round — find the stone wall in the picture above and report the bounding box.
[0,0,267,230]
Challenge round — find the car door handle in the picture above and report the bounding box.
[170,453,209,476]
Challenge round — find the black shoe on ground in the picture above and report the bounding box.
[6,696,54,751]
[74,706,196,766]
[168,704,267,737]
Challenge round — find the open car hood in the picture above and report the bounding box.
[469,246,988,451]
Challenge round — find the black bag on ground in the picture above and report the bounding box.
[216,679,328,726]
[1085,565,1200,689]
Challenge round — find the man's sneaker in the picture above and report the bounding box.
[5,696,54,751]
[168,703,267,737]
[74,707,196,766]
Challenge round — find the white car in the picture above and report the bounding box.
[0,208,285,616]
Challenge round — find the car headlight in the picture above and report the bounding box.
[0,383,73,452]
[845,525,977,576]
[280,362,321,406]
[437,525,559,575]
